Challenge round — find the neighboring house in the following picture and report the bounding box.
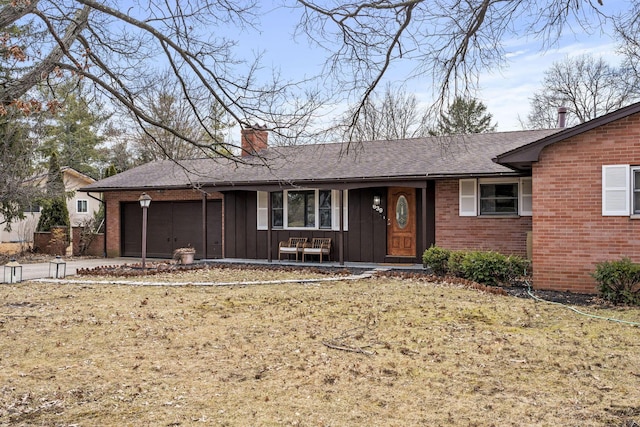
[82,102,640,293]
[1,167,101,243]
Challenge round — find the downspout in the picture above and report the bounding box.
[339,190,344,265]
[202,191,207,259]
[267,191,272,262]
[421,185,427,256]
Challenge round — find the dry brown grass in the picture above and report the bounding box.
[1,267,639,426]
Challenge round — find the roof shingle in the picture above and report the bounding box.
[82,129,560,192]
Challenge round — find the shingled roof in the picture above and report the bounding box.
[82,129,560,192]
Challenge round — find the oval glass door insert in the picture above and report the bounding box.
[396,195,409,229]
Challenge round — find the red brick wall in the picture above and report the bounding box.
[435,180,531,256]
[71,227,104,257]
[532,113,640,294]
[104,189,223,257]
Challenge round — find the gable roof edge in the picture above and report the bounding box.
[494,102,640,170]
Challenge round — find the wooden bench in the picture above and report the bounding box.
[302,238,332,262]
[278,237,308,261]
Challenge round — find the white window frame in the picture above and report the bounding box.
[459,177,531,217]
[76,199,88,214]
[601,164,640,217]
[602,165,631,216]
[257,190,348,230]
[633,167,640,215]
[519,177,533,216]
[459,179,477,216]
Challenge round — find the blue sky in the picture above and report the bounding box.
[231,1,629,132]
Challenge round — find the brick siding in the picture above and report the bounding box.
[532,114,640,293]
[104,189,223,257]
[435,179,531,256]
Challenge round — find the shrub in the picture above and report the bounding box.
[458,251,508,287]
[422,246,451,275]
[424,246,529,287]
[37,197,70,232]
[505,255,531,282]
[592,258,640,305]
[457,251,529,287]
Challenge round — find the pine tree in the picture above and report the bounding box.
[431,97,497,135]
[37,153,70,232]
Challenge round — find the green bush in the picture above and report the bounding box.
[37,197,70,232]
[457,251,529,287]
[505,255,531,282]
[458,251,507,287]
[422,245,451,275]
[592,258,640,305]
[445,250,466,278]
[423,246,529,287]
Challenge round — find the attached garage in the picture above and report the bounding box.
[121,200,222,259]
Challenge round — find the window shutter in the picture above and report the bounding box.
[602,165,630,216]
[331,190,348,231]
[459,179,477,216]
[519,178,533,216]
[257,191,268,230]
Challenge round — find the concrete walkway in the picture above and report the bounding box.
[5,257,141,282]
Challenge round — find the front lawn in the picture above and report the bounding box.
[1,268,638,426]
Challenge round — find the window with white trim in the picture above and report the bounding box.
[77,199,88,213]
[633,168,640,215]
[602,165,640,216]
[459,177,531,217]
[257,190,348,230]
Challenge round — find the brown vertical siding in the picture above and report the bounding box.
[532,114,640,293]
[435,179,532,256]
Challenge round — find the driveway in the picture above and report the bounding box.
[4,257,140,282]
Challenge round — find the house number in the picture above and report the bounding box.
[396,195,408,229]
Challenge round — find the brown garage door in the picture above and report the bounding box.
[121,200,222,259]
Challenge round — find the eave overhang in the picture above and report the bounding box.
[494,102,640,171]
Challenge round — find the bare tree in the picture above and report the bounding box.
[296,0,612,127]
[526,54,640,129]
[132,72,235,161]
[337,83,431,141]
[615,2,640,96]
[0,1,323,157]
[0,109,40,229]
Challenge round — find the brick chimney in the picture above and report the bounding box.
[557,106,567,128]
[240,124,268,157]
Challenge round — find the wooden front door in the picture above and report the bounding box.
[387,187,416,257]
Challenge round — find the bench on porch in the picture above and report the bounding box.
[302,238,332,263]
[278,237,308,261]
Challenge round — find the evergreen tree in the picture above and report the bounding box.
[37,153,70,232]
[431,97,497,135]
[104,164,118,178]
[37,81,107,178]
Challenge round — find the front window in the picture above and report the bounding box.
[634,168,640,215]
[271,192,283,228]
[258,190,347,230]
[77,199,88,213]
[318,190,331,229]
[287,190,315,227]
[479,182,518,215]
